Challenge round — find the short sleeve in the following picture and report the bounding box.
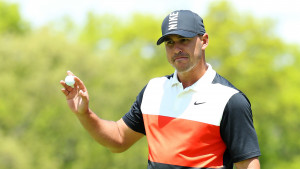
[122,85,147,135]
[220,92,261,162]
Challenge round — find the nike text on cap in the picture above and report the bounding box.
[156,10,206,45]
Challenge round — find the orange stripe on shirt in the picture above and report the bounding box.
[143,114,226,168]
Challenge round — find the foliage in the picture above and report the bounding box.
[205,2,300,168]
[0,1,30,35]
[0,1,299,169]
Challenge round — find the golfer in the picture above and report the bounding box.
[60,10,261,169]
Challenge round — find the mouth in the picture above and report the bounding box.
[174,57,188,62]
[172,54,189,62]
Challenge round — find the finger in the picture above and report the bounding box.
[61,88,69,96]
[67,70,75,76]
[60,80,74,92]
[74,76,87,92]
[79,90,89,101]
[60,80,68,88]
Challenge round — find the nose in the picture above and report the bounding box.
[174,42,183,54]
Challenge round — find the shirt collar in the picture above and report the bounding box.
[170,63,216,91]
[171,70,180,86]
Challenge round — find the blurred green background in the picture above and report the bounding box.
[1,0,300,169]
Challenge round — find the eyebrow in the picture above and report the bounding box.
[164,35,190,41]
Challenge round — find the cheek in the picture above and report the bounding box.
[192,46,202,58]
[166,54,173,64]
[165,49,173,61]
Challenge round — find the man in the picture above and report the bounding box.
[60,10,261,169]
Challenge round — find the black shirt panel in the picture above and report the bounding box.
[122,85,147,135]
[220,93,261,163]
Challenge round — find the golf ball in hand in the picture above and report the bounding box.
[65,75,75,87]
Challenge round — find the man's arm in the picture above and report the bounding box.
[235,157,260,169]
[76,110,144,153]
[60,71,143,153]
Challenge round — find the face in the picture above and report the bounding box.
[164,34,206,73]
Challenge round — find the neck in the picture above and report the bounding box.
[177,62,208,89]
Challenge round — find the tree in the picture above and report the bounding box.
[0,1,29,35]
[204,2,300,168]
[1,1,300,168]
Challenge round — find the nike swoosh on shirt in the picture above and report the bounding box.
[194,101,206,105]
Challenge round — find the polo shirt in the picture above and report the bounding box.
[122,64,261,169]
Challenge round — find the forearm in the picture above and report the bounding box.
[75,109,124,152]
[60,73,139,152]
[235,157,260,169]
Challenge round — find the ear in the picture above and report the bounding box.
[201,33,209,50]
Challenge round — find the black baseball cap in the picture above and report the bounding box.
[157,10,206,45]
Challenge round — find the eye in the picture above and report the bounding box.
[165,40,174,46]
[180,38,190,44]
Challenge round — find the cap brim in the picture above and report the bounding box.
[156,30,197,45]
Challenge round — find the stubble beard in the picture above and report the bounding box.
[172,53,202,74]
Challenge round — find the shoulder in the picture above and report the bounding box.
[148,73,174,84]
[212,72,250,107]
[223,92,252,124]
[212,73,238,90]
[133,73,174,104]
[145,73,174,91]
